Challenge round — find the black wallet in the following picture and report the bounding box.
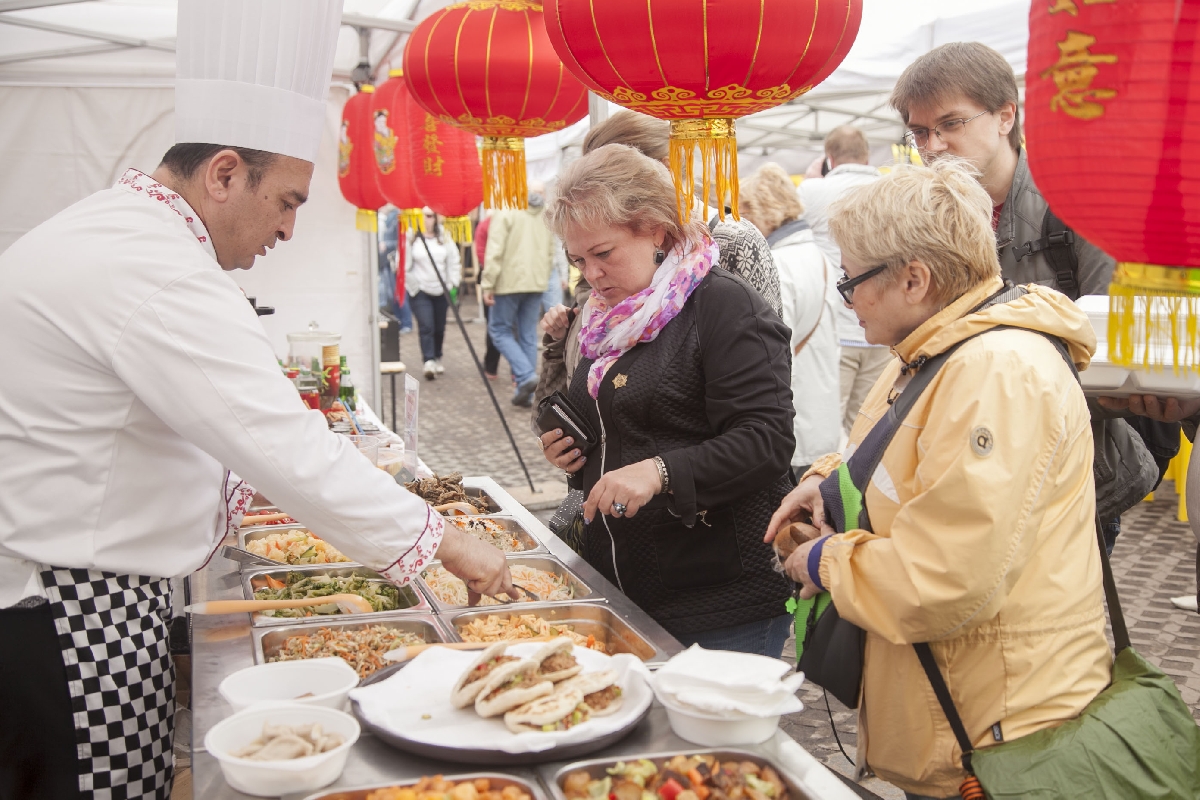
[534,391,598,456]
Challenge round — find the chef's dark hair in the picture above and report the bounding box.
[158,144,278,188]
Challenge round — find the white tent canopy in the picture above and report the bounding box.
[0,0,1034,396]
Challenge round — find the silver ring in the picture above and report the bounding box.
[612,502,626,517]
[536,438,545,451]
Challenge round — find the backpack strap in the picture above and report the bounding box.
[1013,207,1080,300]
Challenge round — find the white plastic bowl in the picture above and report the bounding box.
[218,658,359,713]
[204,703,360,797]
[658,692,779,746]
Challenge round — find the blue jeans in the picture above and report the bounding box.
[409,291,447,363]
[542,281,564,314]
[488,292,542,385]
[398,294,413,330]
[674,613,793,658]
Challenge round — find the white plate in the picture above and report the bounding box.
[348,643,652,760]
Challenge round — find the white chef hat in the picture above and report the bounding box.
[175,0,343,164]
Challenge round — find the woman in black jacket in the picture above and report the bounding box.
[538,144,796,655]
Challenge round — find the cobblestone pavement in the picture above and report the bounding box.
[383,292,567,497]
[391,289,1200,799]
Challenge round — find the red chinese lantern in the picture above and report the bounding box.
[406,91,483,244]
[544,0,862,221]
[337,85,387,230]
[1026,0,1200,372]
[403,0,588,210]
[371,70,425,233]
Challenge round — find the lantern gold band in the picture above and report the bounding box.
[481,136,526,152]
[1111,262,1200,295]
[669,118,736,141]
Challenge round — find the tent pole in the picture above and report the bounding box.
[417,233,537,493]
[367,227,382,413]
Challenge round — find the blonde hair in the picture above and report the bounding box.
[546,143,707,251]
[824,125,870,166]
[739,162,802,237]
[582,111,670,162]
[828,158,1000,304]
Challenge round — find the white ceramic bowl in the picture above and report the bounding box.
[204,703,360,797]
[218,658,359,713]
[658,693,779,746]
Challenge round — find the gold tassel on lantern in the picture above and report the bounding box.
[399,207,426,234]
[443,215,473,245]
[1108,262,1200,374]
[481,136,528,210]
[668,118,739,225]
[355,208,378,232]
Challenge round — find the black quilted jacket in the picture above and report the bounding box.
[566,268,796,636]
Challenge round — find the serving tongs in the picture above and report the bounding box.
[469,583,540,606]
[433,501,479,516]
[221,544,276,568]
[184,593,374,615]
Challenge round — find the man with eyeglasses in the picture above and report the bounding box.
[889,42,1178,558]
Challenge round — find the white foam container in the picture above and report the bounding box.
[204,703,359,797]
[657,692,780,747]
[218,658,359,713]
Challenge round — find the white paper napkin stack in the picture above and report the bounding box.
[650,645,805,718]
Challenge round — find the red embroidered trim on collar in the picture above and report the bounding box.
[116,168,215,256]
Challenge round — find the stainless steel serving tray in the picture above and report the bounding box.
[446,602,668,667]
[417,555,599,612]
[543,749,816,800]
[242,564,430,626]
[410,484,506,515]
[252,612,447,672]
[233,524,358,572]
[447,515,547,555]
[299,773,548,800]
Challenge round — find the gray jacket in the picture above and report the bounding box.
[997,149,1157,519]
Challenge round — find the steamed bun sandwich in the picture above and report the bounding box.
[450,643,520,709]
[504,688,591,734]
[557,669,623,717]
[532,637,583,682]
[474,659,554,717]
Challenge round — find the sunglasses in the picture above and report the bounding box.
[836,263,888,305]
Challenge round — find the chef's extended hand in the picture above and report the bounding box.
[583,460,660,523]
[765,474,828,545]
[540,305,572,340]
[1097,394,1200,423]
[435,525,517,603]
[541,428,586,474]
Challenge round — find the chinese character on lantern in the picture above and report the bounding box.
[1041,30,1118,119]
[1048,0,1115,17]
[423,155,445,176]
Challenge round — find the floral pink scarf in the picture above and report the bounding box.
[579,235,717,397]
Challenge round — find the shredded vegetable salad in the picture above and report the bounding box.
[457,613,606,653]
[422,565,573,607]
[450,517,528,553]
[253,572,401,617]
[267,625,424,678]
[244,529,351,565]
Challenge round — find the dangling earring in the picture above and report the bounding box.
[654,248,666,265]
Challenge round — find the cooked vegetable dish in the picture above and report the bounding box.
[366,776,533,800]
[422,565,573,607]
[267,625,424,678]
[244,529,351,565]
[562,755,790,800]
[457,613,606,652]
[253,572,401,617]
[450,517,528,552]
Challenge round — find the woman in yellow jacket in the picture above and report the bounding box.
[768,158,1112,799]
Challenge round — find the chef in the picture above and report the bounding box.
[0,1,514,797]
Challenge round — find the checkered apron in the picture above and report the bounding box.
[40,568,175,800]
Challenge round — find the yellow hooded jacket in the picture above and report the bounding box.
[815,277,1113,797]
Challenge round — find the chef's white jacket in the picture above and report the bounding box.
[0,169,443,607]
